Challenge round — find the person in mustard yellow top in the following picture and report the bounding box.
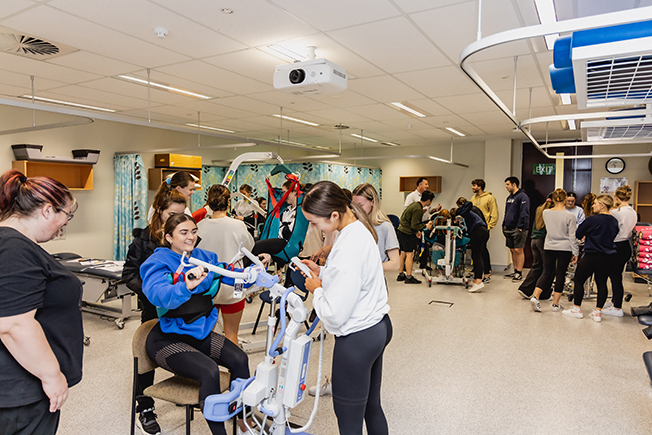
[470,179,499,282]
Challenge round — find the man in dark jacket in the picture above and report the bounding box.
[502,176,530,282]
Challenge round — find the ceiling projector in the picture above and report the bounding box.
[273,58,347,95]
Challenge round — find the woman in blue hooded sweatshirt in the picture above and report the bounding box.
[140,213,252,435]
[455,197,489,293]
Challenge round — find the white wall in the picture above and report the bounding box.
[0,106,270,258]
[589,144,652,202]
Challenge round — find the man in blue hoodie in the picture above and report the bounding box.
[502,176,530,282]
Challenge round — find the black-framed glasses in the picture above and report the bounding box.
[58,199,78,222]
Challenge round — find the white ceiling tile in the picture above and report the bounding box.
[327,17,450,73]
[0,68,68,91]
[494,87,555,113]
[402,99,452,117]
[135,70,235,99]
[393,0,467,14]
[271,0,401,31]
[211,96,281,117]
[157,60,272,95]
[33,89,132,111]
[421,114,471,128]
[348,75,425,102]
[150,0,317,47]
[307,90,376,108]
[469,55,548,92]
[203,49,282,84]
[434,93,500,114]
[49,0,247,58]
[459,111,517,127]
[0,1,35,21]
[395,66,478,98]
[0,52,101,84]
[302,108,372,124]
[0,5,191,67]
[175,100,259,119]
[381,118,436,131]
[0,83,31,97]
[114,108,196,124]
[47,51,140,77]
[80,78,203,106]
[39,84,147,109]
[345,103,412,121]
[247,90,333,112]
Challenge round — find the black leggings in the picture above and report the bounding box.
[470,226,489,280]
[608,241,632,309]
[332,315,393,435]
[573,252,613,308]
[136,293,159,411]
[536,250,573,298]
[519,238,544,296]
[146,323,250,435]
[481,231,492,274]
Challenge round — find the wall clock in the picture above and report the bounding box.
[605,157,625,174]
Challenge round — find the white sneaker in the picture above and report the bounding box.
[601,306,624,317]
[308,378,332,397]
[589,309,602,322]
[468,282,484,293]
[530,297,541,312]
[551,303,564,312]
[414,269,423,274]
[562,307,583,319]
[602,301,614,310]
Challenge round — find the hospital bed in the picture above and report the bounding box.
[54,253,135,329]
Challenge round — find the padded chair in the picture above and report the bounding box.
[388,214,400,231]
[130,319,232,435]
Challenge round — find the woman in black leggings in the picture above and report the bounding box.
[140,213,251,435]
[562,194,619,323]
[300,181,392,435]
[455,198,488,293]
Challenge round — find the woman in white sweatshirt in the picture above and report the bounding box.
[301,181,392,435]
[530,188,579,312]
[604,185,638,316]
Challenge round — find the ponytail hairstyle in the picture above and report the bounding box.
[154,171,196,198]
[149,189,186,241]
[161,213,196,248]
[303,181,378,243]
[351,183,389,226]
[207,184,230,212]
[0,170,74,221]
[596,194,614,211]
[614,185,632,202]
[551,188,567,203]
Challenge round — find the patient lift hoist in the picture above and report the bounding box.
[423,218,469,289]
[180,246,324,435]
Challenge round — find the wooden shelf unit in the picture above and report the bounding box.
[148,168,202,191]
[636,181,652,223]
[399,176,441,193]
[12,160,93,190]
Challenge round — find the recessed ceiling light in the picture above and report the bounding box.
[382,142,400,147]
[568,119,577,130]
[117,75,211,99]
[21,95,116,112]
[560,93,572,105]
[351,133,378,143]
[389,102,427,118]
[186,123,235,134]
[534,0,560,50]
[445,127,466,137]
[272,114,319,126]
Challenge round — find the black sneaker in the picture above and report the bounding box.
[137,408,161,435]
[404,275,422,284]
[511,272,523,282]
[482,275,491,283]
[504,272,517,279]
[397,272,406,281]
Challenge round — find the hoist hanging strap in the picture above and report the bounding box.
[265,173,302,218]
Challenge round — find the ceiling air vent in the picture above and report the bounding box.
[0,31,78,59]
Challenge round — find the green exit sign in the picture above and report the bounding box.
[534,163,555,175]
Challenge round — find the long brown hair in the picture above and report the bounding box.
[161,213,196,248]
[535,200,554,230]
[149,189,186,242]
[303,181,378,242]
[154,171,195,198]
[0,170,74,221]
[207,184,230,212]
[615,185,632,202]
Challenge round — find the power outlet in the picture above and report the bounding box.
[53,227,66,240]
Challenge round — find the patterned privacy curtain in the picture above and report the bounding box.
[113,155,147,260]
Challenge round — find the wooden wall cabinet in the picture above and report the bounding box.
[635,181,652,223]
[399,176,441,193]
[148,168,202,191]
[12,160,93,190]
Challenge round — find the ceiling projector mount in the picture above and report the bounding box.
[273,46,347,95]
